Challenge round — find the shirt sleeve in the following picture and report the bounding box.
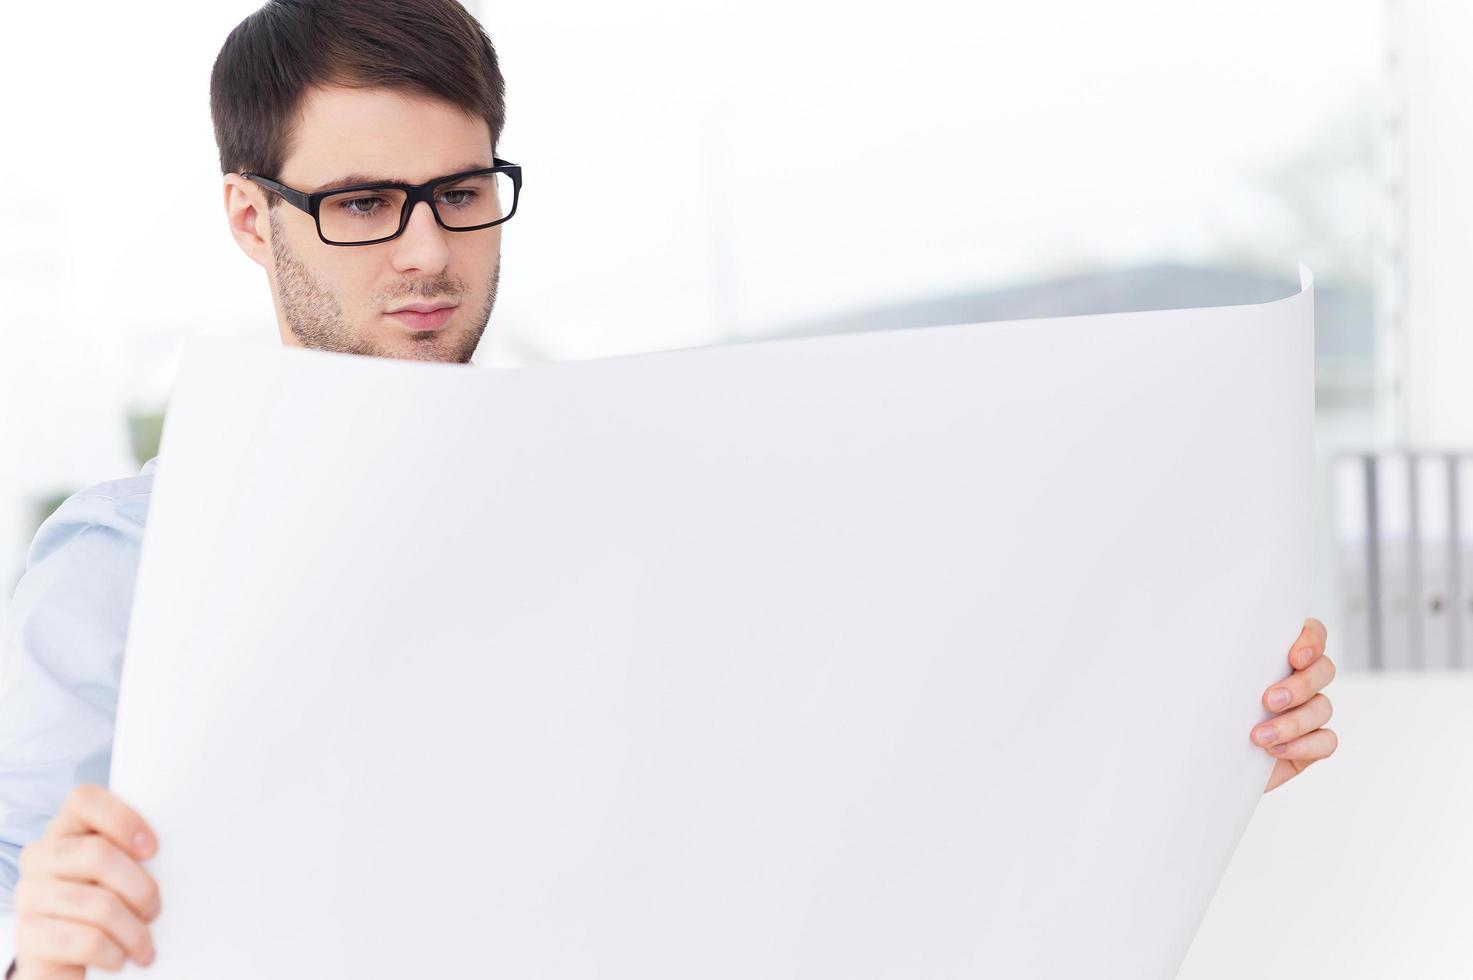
[0,489,147,915]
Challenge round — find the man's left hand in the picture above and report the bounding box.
[1255,616,1337,793]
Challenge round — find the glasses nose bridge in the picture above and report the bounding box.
[401,181,443,230]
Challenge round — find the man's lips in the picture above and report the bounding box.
[385,304,458,331]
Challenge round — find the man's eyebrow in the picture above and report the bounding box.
[306,162,494,193]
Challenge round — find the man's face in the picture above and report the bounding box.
[226,84,503,363]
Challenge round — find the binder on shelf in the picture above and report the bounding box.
[1415,453,1456,670]
[1375,452,1415,671]
[1457,455,1473,670]
[1330,453,1373,672]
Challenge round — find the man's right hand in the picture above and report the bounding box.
[12,783,160,977]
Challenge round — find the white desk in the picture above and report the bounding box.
[1178,672,1473,979]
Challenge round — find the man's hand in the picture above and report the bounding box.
[12,783,160,977]
[1256,616,1337,793]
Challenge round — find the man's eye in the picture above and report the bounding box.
[339,196,387,217]
[439,188,477,208]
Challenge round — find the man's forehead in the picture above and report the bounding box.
[300,161,493,194]
[283,84,492,190]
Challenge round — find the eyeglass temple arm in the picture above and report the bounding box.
[242,173,311,212]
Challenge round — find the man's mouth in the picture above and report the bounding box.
[385,301,459,332]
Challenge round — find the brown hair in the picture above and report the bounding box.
[209,0,506,206]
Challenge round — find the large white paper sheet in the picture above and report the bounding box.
[111,268,1315,979]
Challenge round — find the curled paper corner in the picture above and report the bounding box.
[1298,261,1314,293]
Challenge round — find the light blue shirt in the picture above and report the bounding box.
[0,456,159,913]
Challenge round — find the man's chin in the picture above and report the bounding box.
[381,328,480,364]
[287,318,483,364]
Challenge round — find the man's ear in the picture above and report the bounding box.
[223,174,272,269]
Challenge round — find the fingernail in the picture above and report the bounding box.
[140,946,155,966]
[1268,688,1291,709]
[134,831,154,856]
[1254,724,1278,745]
[1295,647,1313,668]
[1269,743,1288,754]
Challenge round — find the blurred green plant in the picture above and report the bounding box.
[127,405,166,467]
[25,405,167,546]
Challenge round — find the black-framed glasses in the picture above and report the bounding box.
[243,158,522,246]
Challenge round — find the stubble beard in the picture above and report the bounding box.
[268,205,498,364]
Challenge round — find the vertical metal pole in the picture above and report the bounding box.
[1379,0,1411,445]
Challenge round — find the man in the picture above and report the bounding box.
[0,0,1338,975]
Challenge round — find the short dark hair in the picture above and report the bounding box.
[210,0,506,206]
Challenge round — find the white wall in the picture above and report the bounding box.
[1403,0,1473,446]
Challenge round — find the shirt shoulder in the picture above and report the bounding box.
[23,457,158,574]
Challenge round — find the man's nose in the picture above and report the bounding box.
[389,200,452,274]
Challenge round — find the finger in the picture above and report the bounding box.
[22,833,162,922]
[1264,757,1303,792]
[1266,726,1339,761]
[1289,618,1328,670]
[1263,654,1337,711]
[13,911,129,973]
[47,784,157,862]
[1252,692,1333,746]
[13,878,155,967]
